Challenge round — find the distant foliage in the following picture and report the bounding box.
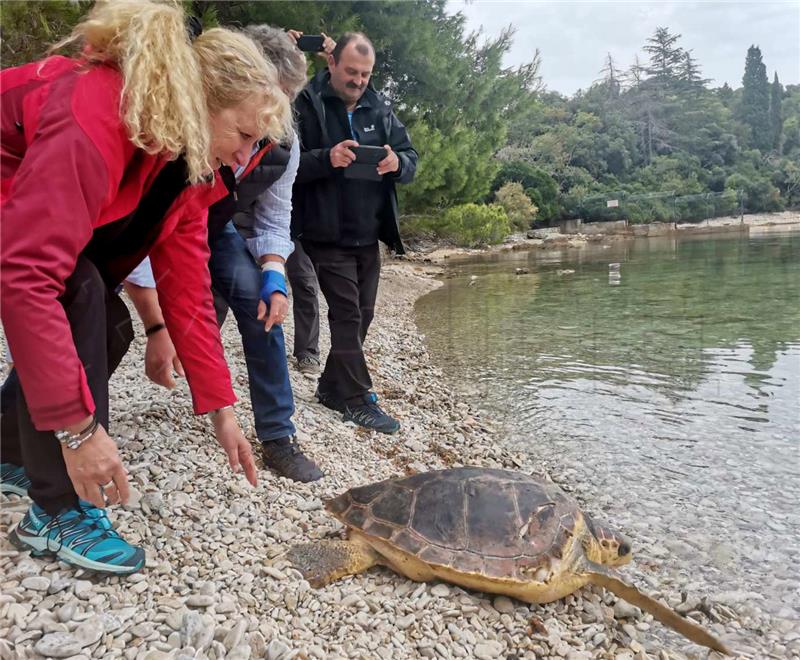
[494,182,538,231]
[739,46,772,152]
[440,204,511,247]
[2,3,797,225]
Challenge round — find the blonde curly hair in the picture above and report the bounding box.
[55,1,292,183]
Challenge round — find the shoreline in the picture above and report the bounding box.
[0,255,781,659]
[410,210,800,265]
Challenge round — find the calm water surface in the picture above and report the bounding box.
[415,232,800,624]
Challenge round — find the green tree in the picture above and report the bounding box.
[770,72,784,152]
[739,45,771,151]
[0,1,91,67]
[643,26,684,92]
[677,49,709,94]
[494,182,538,231]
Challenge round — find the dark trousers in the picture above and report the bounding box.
[286,240,320,361]
[0,256,133,514]
[301,241,380,404]
[208,222,295,442]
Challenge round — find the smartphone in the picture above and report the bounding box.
[296,35,325,52]
[344,145,386,181]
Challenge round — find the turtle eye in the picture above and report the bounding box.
[618,543,630,557]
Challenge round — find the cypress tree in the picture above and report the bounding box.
[770,72,784,152]
[739,45,771,151]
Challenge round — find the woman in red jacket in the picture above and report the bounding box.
[0,1,292,574]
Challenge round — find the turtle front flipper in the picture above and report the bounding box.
[287,538,380,588]
[578,559,730,655]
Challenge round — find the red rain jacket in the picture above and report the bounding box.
[1,56,236,430]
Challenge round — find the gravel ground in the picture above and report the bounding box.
[0,258,787,660]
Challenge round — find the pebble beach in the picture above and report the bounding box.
[0,252,792,660]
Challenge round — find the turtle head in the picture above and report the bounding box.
[585,517,632,566]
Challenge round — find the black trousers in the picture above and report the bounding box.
[0,256,133,514]
[286,240,320,361]
[301,241,380,405]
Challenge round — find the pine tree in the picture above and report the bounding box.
[677,50,710,93]
[739,45,771,151]
[770,72,784,152]
[597,52,623,99]
[643,27,684,92]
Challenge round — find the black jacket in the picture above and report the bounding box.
[291,70,417,254]
[207,140,291,239]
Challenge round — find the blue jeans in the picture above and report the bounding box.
[208,222,295,442]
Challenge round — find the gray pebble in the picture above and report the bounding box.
[34,632,82,658]
[21,576,50,592]
[492,596,515,614]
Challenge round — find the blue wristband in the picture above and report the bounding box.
[260,270,288,307]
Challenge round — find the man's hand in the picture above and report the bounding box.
[330,139,359,168]
[257,292,289,333]
[286,29,336,60]
[211,408,258,486]
[320,32,336,56]
[377,144,400,175]
[61,425,130,509]
[145,329,184,389]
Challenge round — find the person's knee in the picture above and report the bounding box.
[108,296,134,364]
[290,276,318,298]
[61,258,106,308]
[328,301,361,326]
[110,316,134,355]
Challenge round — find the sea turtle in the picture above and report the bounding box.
[288,467,729,654]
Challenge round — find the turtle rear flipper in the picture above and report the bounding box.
[578,558,730,655]
[288,539,379,588]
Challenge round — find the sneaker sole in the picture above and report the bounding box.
[0,484,29,497]
[342,417,401,434]
[9,527,144,575]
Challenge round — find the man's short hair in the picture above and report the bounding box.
[331,32,375,63]
[244,24,308,100]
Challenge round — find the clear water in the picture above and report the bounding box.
[415,232,800,622]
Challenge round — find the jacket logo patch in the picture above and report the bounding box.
[363,125,376,133]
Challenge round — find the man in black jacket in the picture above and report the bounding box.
[291,32,418,434]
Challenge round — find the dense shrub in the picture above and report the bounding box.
[494,182,538,231]
[440,203,511,247]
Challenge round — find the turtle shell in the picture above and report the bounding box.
[325,467,584,582]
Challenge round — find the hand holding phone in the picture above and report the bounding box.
[344,145,387,181]
[376,145,400,175]
[330,140,359,168]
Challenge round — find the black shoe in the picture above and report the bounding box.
[343,393,400,434]
[261,437,323,483]
[314,387,346,414]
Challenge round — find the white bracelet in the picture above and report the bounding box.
[208,405,234,419]
[260,261,286,275]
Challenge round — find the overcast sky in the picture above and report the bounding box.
[447,1,800,96]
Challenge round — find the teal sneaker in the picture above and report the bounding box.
[343,392,401,434]
[10,501,145,575]
[1,463,31,497]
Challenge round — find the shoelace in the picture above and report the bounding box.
[268,441,301,458]
[350,403,386,424]
[40,505,119,555]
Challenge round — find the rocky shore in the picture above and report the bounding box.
[414,210,800,264]
[0,255,787,659]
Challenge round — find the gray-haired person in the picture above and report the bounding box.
[124,25,324,482]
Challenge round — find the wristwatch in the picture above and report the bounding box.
[55,415,99,450]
